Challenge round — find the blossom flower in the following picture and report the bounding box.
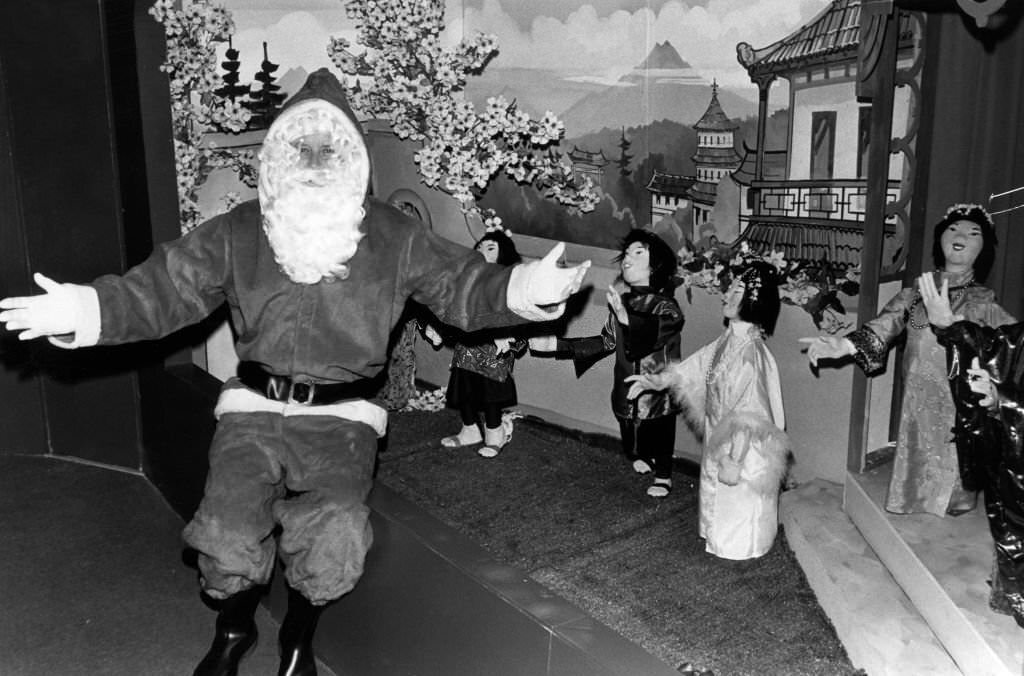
[328,0,598,221]
[150,0,252,233]
[677,243,859,333]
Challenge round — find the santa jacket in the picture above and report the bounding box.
[87,197,524,385]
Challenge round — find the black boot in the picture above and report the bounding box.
[278,586,324,676]
[193,586,263,676]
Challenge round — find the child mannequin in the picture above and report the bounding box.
[541,228,684,497]
[437,227,527,458]
[628,261,789,559]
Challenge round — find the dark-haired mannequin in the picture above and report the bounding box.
[628,261,790,559]
[437,228,527,458]
[801,204,1015,517]
[536,229,684,497]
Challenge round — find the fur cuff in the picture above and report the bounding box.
[706,410,791,493]
[665,362,706,440]
[506,262,565,322]
[46,284,101,350]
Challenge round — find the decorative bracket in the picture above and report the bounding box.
[955,0,1008,28]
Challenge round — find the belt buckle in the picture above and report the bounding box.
[288,380,315,405]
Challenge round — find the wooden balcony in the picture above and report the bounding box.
[737,178,902,267]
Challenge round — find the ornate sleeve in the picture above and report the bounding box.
[555,311,617,377]
[846,287,917,374]
[664,341,714,438]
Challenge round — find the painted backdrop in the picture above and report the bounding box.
[218,0,830,249]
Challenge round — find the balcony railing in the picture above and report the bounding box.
[743,178,901,229]
[736,178,904,268]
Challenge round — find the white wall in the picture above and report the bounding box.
[788,77,910,181]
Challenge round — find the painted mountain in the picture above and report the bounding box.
[559,41,758,136]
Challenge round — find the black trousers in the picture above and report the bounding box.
[617,415,676,480]
[460,401,503,429]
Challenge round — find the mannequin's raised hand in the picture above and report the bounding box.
[798,335,855,367]
[607,287,628,325]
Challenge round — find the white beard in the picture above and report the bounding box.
[261,169,365,285]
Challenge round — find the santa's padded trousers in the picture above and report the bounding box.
[183,410,377,605]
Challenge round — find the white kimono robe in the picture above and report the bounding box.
[669,322,790,560]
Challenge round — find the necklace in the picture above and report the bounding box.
[908,273,972,330]
[705,325,760,385]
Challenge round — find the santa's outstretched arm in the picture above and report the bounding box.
[507,242,591,321]
[0,273,101,348]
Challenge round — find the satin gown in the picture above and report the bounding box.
[667,322,790,560]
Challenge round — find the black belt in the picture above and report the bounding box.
[237,362,381,406]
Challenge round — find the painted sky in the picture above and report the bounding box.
[221,0,831,92]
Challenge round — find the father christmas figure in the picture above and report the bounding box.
[0,68,591,675]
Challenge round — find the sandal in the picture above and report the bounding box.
[441,427,481,448]
[479,425,506,458]
[478,445,502,458]
[647,478,672,498]
[632,458,653,475]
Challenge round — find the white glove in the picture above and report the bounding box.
[0,273,89,342]
[507,242,591,321]
[494,337,514,355]
[527,242,591,306]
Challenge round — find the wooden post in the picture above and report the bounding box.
[848,0,900,472]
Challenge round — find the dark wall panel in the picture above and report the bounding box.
[914,10,1024,317]
[0,0,143,466]
[0,51,48,455]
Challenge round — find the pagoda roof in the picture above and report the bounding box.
[645,171,696,197]
[691,146,742,166]
[689,181,720,204]
[694,82,738,131]
[736,221,867,267]
[736,0,914,79]
[568,146,609,166]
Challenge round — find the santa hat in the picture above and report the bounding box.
[273,67,364,144]
[258,68,370,202]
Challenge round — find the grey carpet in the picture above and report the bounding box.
[377,408,862,676]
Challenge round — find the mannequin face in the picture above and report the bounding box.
[939,219,983,273]
[621,242,651,287]
[722,278,745,320]
[476,240,500,264]
[292,132,339,184]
